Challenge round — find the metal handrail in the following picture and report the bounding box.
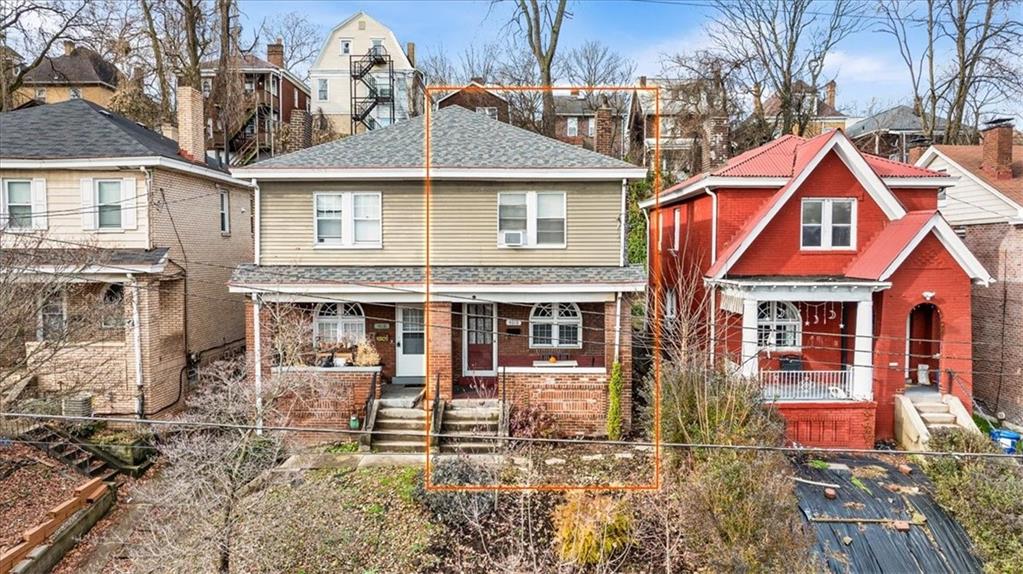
[430,373,443,449]
[358,372,378,449]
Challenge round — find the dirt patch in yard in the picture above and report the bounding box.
[0,444,81,552]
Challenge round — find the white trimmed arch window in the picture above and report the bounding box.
[313,303,366,347]
[756,301,801,350]
[529,303,582,349]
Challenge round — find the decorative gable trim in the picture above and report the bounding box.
[710,131,908,279]
[879,213,993,286]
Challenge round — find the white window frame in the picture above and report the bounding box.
[34,87,46,100]
[219,189,230,234]
[3,179,34,230]
[201,78,212,97]
[100,283,125,329]
[566,116,578,137]
[497,191,566,248]
[313,303,366,348]
[664,288,677,320]
[800,198,856,251]
[756,301,802,351]
[672,207,680,251]
[270,75,279,97]
[317,78,328,101]
[95,179,123,230]
[243,75,255,94]
[37,290,67,341]
[529,302,583,349]
[340,38,352,55]
[69,87,82,99]
[588,117,595,137]
[476,106,498,120]
[312,192,381,249]
[294,87,299,103]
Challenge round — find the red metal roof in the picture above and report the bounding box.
[844,211,937,280]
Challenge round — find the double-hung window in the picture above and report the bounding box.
[497,191,566,247]
[219,189,230,234]
[3,180,33,229]
[317,78,328,101]
[476,106,498,120]
[529,303,582,349]
[566,116,578,137]
[314,192,381,247]
[38,290,66,341]
[340,39,352,55]
[96,180,122,229]
[588,117,595,137]
[801,198,855,250]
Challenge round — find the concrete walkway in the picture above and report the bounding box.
[276,452,525,471]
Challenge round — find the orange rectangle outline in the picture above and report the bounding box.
[422,84,663,491]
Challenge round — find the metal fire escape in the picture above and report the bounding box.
[350,45,395,133]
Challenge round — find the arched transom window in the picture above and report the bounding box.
[757,301,801,349]
[529,303,582,349]
[314,303,366,347]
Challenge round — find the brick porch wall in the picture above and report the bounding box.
[500,371,610,437]
[272,368,380,446]
[773,401,877,449]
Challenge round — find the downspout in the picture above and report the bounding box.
[613,292,622,363]
[253,293,263,435]
[619,178,627,267]
[706,189,718,264]
[252,178,260,265]
[706,189,718,363]
[129,273,145,418]
[141,167,153,250]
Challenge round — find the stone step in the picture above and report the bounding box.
[914,402,950,414]
[921,412,956,425]
[448,399,501,409]
[377,407,427,420]
[372,440,427,453]
[440,442,496,454]
[909,391,944,404]
[441,419,498,432]
[925,423,961,431]
[375,418,429,431]
[443,408,499,421]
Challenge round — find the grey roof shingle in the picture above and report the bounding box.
[231,264,646,286]
[1,247,169,268]
[247,106,638,170]
[0,99,229,172]
[846,105,949,139]
[22,47,120,88]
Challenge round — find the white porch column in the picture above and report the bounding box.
[853,299,874,400]
[740,298,759,378]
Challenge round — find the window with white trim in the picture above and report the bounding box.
[588,117,595,137]
[672,207,680,251]
[314,303,366,347]
[801,198,855,249]
[3,180,33,229]
[69,87,81,99]
[100,284,124,329]
[664,288,677,320]
[38,290,65,341]
[529,303,582,349]
[566,116,578,137]
[219,189,230,234]
[340,39,352,55]
[317,78,328,101]
[314,192,381,247]
[497,191,566,247]
[476,106,498,120]
[201,78,212,97]
[96,180,122,229]
[34,88,46,101]
[756,301,801,349]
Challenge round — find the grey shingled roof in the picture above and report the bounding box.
[847,105,949,139]
[1,247,169,268]
[22,47,120,88]
[0,99,229,172]
[231,264,646,286]
[248,106,638,170]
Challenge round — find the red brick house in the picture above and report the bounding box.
[641,129,992,449]
[436,79,509,123]
[916,120,1023,429]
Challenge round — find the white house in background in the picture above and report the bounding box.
[308,12,424,135]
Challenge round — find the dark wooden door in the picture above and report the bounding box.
[465,303,494,374]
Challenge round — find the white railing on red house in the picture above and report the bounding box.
[759,369,854,401]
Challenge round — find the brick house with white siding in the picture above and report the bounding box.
[916,120,1023,429]
[230,106,646,446]
[0,87,253,417]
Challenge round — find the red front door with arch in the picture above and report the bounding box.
[907,303,941,385]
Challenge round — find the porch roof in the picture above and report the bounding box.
[230,264,646,292]
[708,275,890,302]
[0,247,170,275]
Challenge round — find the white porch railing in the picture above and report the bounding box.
[759,370,854,401]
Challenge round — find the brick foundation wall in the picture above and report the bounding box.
[272,368,380,446]
[774,401,877,449]
[500,371,610,437]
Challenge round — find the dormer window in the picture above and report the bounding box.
[801,198,855,250]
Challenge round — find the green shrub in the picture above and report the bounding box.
[416,458,497,527]
[553,492,632,565]
[927,428,1023,574]
[606,361,624,440]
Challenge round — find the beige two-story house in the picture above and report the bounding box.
[0,87,253,417]
[230,106,646,449]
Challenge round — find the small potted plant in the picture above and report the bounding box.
[353,338,381,367]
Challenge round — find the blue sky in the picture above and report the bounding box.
[238,0,1020,121]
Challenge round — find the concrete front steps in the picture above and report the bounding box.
[440,400,501,454]
[371,407,429,453]
[895,388,981,451]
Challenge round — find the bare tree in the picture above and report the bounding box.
[419,45,459,87]
[494,38,545,132]
[255,11,323,77]
[878,0,1022,143]
[506,0,570,136]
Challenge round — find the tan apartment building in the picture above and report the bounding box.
[15,41,119,109]
[0,87,253,417]
[308,11,424,135]
[230,107,646,450]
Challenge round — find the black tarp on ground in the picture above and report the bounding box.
[795,456,983,573]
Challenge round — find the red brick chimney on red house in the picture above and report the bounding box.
[982,119,1014,180]
[267,38,284,68]
[595,99,614,157]
[176,84,206,162]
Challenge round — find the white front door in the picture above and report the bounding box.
[395,305,426,378]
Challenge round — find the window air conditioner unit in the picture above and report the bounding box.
[502,230,525,247]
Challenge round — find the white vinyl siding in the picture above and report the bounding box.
[801,198,856,250]
[313,192,381,248]
[927,154,1023,225]
[497,191,566,248]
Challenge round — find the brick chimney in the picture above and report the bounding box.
[176,84,205,162]
[907,144,927,165]
[595,101,614,157]
[63,40,75,56]
[825,80,836,109]
[702,116,729,170]
[638,76,647,88]
[406,42,416,67]
[752,82,764,117]
[287,109,312,152]
[981,120,1013,180]
[267,38,284,68]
